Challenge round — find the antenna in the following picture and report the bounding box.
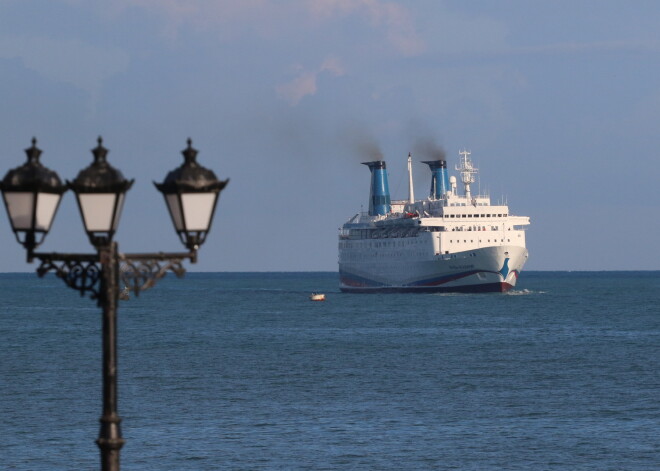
[456,149,478,199]
[407,152,415,204]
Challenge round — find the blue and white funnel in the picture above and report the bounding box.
[362,160,391,216]
[422,160,450,199]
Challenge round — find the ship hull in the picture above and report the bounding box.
[339,245,527,293]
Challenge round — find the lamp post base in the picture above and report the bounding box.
[96,414,125,471]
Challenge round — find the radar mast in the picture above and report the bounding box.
[456,149,478,200]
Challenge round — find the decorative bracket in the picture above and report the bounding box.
[32,249,196,301]
[119,252,192,298]
[35,253,101,299]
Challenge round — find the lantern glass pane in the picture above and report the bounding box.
[165,194,184,231]
[35,193,61,231]
[78,193,117,232]
[181,192,216,231]
[3,191,34,230]
[112,193,126,231]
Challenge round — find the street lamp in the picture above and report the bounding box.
[1,137,228,471]
[68,137,134,248]
[0,138,66,258]
[155,138,227,258]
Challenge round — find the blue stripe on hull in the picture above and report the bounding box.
[340,281,513,293]
[340,269,517,293]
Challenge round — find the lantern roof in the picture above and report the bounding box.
[155,139,228,193]
[67,137,134,193]
[0,138,66,193]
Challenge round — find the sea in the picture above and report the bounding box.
[1,271,658,470]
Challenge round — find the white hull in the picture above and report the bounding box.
[339,245,528,293]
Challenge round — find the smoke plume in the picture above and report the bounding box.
[340,123,383,161]
[354,135,383,161]
[413,136,446,161]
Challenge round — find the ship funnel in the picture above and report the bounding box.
[362,161,391,216]
[422,160,450,198]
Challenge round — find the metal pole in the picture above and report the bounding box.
[96,242,124,470]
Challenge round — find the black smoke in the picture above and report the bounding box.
[413,135,446,161]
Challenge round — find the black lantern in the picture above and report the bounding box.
[155,138,228,252]
[67,137,134,248]
[0,138,67,256]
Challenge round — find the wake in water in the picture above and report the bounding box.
[429,289,545,297]
[505,288,546,296]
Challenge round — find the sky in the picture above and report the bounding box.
[1,0,660,272]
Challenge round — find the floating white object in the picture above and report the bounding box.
[309,293,326,301]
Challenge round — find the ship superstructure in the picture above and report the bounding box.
[338,150,530,292]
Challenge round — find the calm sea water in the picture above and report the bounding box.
[1,271,659,470]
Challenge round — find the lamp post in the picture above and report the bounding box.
[0,137,228,471]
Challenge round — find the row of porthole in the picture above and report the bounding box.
[449,239,510,243]
[342,252,426,260]
[445,214,507,218]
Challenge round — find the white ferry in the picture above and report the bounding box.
[338,150,530,293]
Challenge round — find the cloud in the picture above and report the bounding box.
[320,56,345,76]
[0,36,129,110]
[111,0,424,55]
[514,39,660,56]
[108,0,280,39]
[277,70,319,106]
[277,57,345,106]
[307,0,425,56]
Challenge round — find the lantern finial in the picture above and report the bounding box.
[25,137,42,163]
[91,136,108,164]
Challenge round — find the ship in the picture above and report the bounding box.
[338,150,530,293]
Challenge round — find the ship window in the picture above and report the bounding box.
[475,214,480,218]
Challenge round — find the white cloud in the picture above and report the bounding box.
[277,70,318,106]
[306,0,425,56]
[0,35,129,108]
[320,56,345,76]
[111,0,424,55]
[109,0,277,39]
[277,56,345,106]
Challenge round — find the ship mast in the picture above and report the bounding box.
[407,152,415,204]
[456,149,477,200]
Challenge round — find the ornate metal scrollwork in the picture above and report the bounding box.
[119,254,188,298]
[36,258,101,298]
[32,249,195,301]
